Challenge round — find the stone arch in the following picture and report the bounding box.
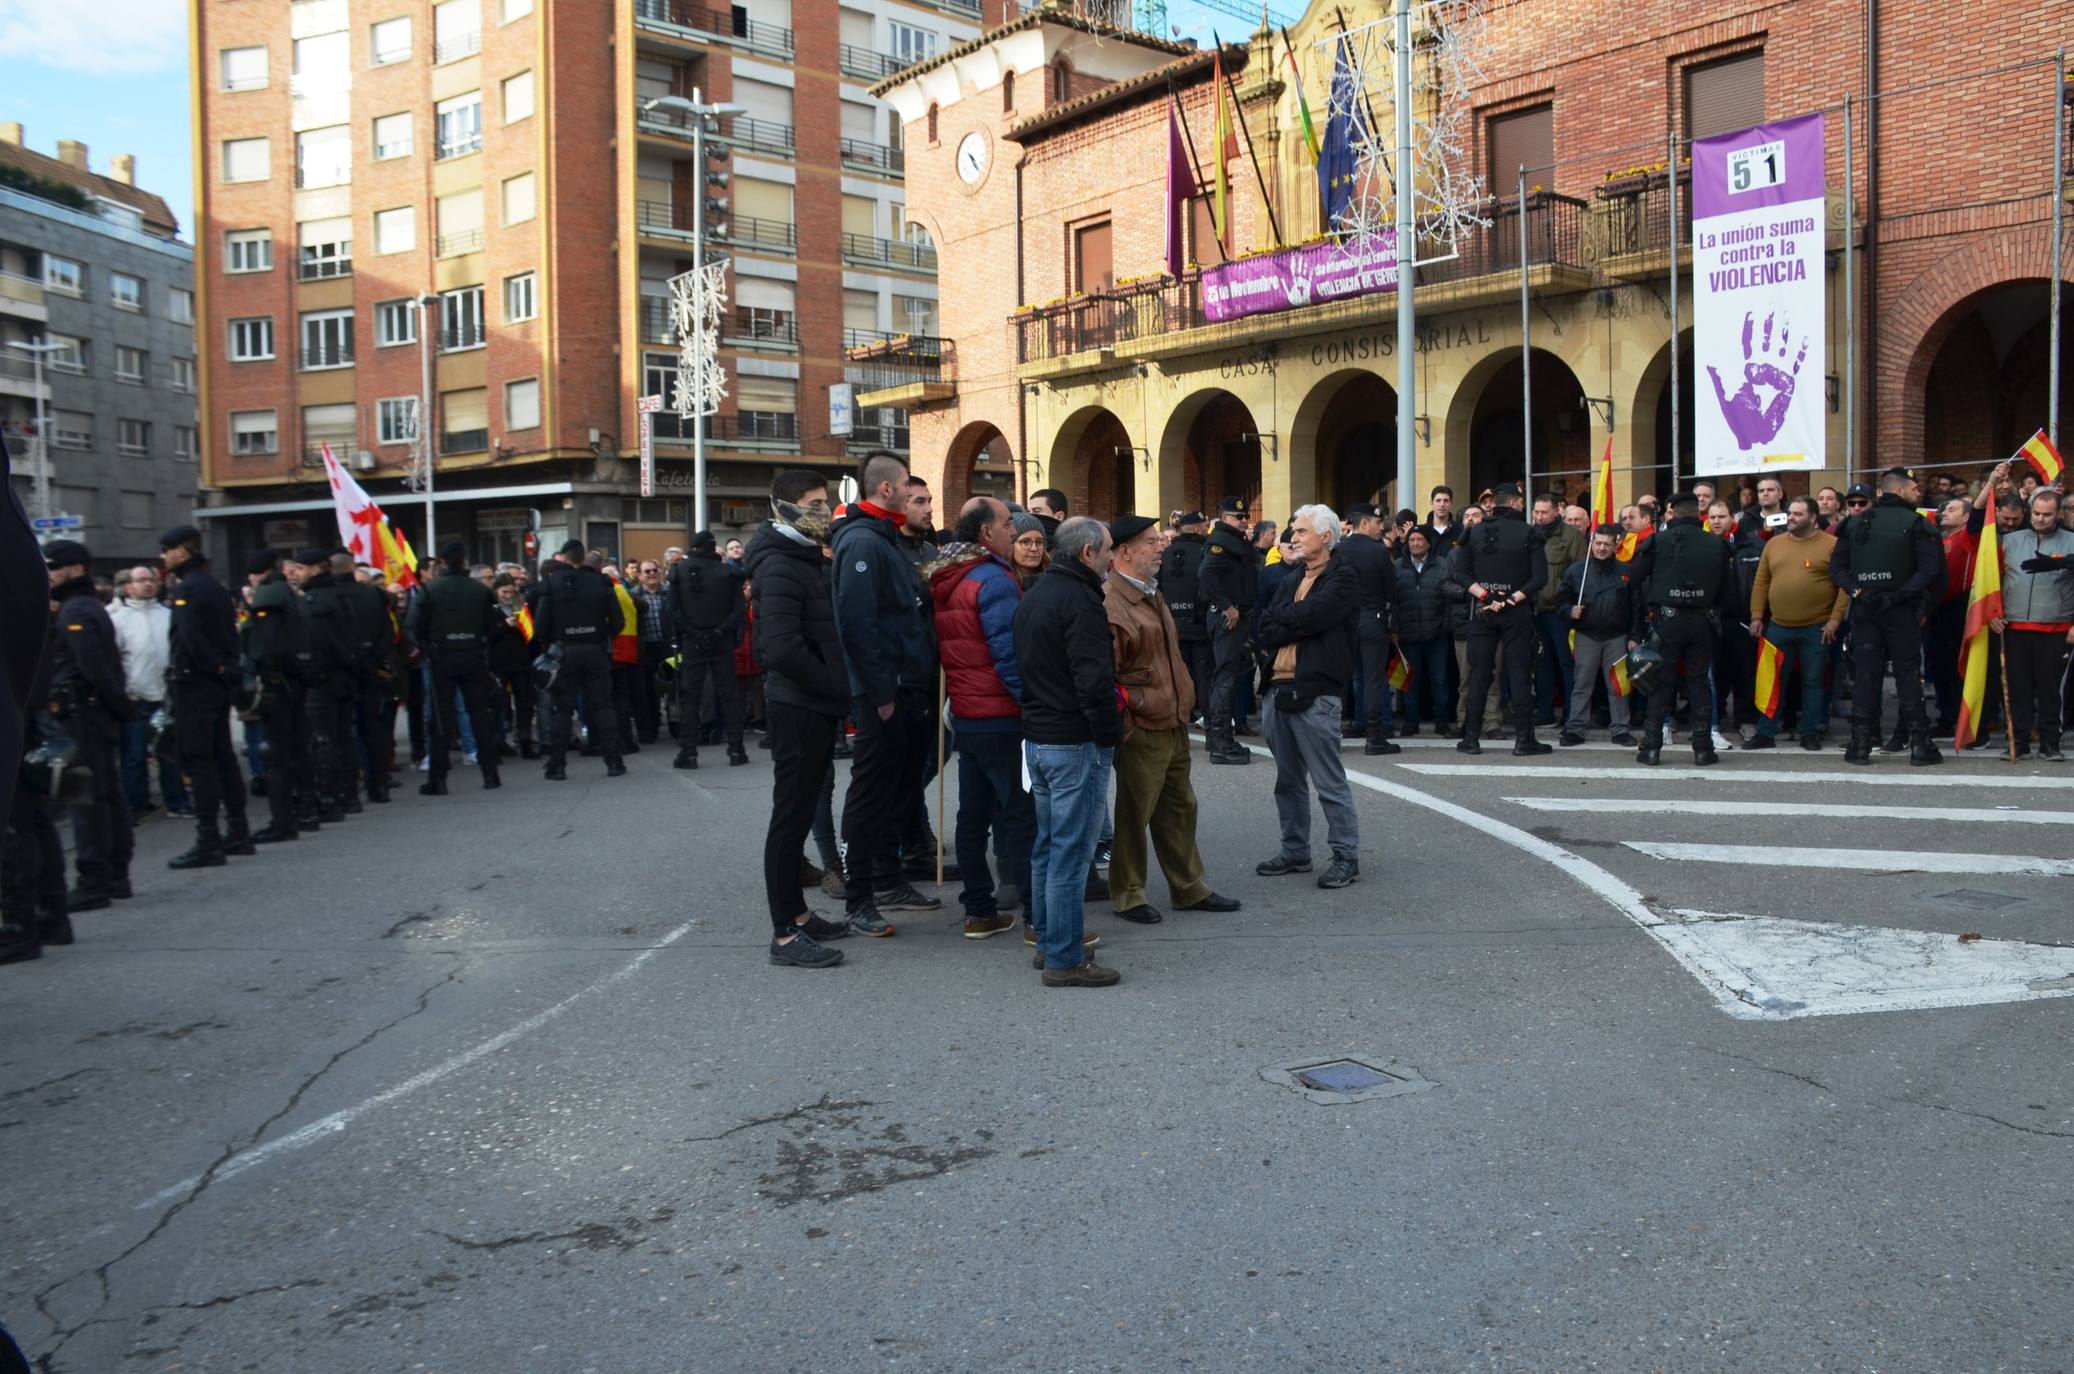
[1912,280,2070,477]
[1441,347,1588,503]
[1629,328,1694,503]
[941,419,1014,512]
[1158,388,1265,522]
[1289,368,1397,515]
[1047,404,1135,521]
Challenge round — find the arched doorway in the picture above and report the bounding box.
[1293,370,1397,515]
[943,420,1015,513]
[1644,336,1695,501]
[1168,390,1264,520]
[1466,353,1589,502]
[1919,280,2070,482]
[1049,406,1135,522]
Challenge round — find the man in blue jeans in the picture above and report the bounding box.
[1747,495,1848,749]
[1011,516,1124,987]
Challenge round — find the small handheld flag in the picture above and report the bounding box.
[1753,636,1785,719]
[1615,527,1653,563]
[1385,646,1410,691]
[2018,428,2064,485]
[514,604,536,642]
[1607,656,1634,698]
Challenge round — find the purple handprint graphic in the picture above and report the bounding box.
[1707,311,1808,450]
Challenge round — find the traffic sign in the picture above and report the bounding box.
[31,514,82,531]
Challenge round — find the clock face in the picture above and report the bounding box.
[956,132,990,185]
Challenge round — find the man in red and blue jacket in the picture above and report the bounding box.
[929,496,1035,941]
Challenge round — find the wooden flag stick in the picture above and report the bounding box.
[936,666,947,885]
[1998,628,2017,764]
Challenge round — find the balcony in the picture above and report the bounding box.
[640,297,675,343]
[441,323,487,351]
[436,134,483,161]
[633,0,794,57]
[838,44,906,82]
[715,215,797,253]
[724,309,799,347]
[441,428,489,455]
[298,252,353,281]
[1585,168,1692,265]
[0,272,47,323]
[294,166,353,189]
[846,420,909,452]
[842,233,936,273]
[847,333,953,409]
[300,342,355,370]
[840,138,904,178]
[435,31,482,63]
[437,229,485,257]
[52,426,94,451]
[654,410,799,446]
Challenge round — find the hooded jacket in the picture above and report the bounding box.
[928,543,1023,729]
[831,503,932,705]
[745,521,849,718]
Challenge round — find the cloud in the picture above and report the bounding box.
[0,0,187,75]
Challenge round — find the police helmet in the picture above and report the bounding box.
[20,735,90,805]
[1625,637,1667,699]
[655,653,681,687]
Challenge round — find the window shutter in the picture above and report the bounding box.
[1487,104,1553,187]
[442,388,489,432]
[736,376,796,412]
[1074,220,1113,293]
[1686,52,1765,140]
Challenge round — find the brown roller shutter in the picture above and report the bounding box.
[1686,52,1765,140]
[1487,104,1553,188]
[1074,219,1113,293]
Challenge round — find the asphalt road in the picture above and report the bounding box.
[4,728,2070,1373]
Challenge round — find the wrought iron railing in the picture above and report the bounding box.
[841,233,936,272]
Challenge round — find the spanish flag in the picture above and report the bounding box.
[1615,526,1653,562]
[1953,507,2004,752]
[1607,656,1634,698]
[1591,434,1615,529]
[514,603,535,642]
[1385,646,1410,691]
[2019,428,2064,485]
[1753,636,1785,719]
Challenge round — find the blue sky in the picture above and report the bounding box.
[2,0,194,238]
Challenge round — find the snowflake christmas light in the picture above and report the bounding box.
[670,262,730,418]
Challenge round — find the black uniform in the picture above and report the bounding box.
[1830,494,1944,755]
[1449,507,1546,746]
[487,597,537,755]
[1633,515,1734,755]
[1337,531,1399,742]
[165,561,250,846]
[1158,532,1212,720]
[667,549,746,764]
[411,567,506,788]
[339,573,397,800]
[49,574,134,900]
[298,569,361,817]
[536,562,626,774]
[4,648,69,949]
[243,572,312,838]
[1197,520,1262,757]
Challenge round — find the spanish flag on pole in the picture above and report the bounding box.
[1607,655,1634,698]
[1591,434,1615,529]
[1953,508,2004,752]
[1753,636,1785,719]
[1385,646,1410,691]
[2019,428,2064,485]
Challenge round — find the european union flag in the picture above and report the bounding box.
[1318,36,1369,231]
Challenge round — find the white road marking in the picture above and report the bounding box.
[1503,797,2074,826]
[1625,842,2074,877]
[137,922,697,1208]
[1399,763,2074,789]
[1342,736,1638,752]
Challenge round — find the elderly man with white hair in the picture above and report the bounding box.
[1250,504,1363,889]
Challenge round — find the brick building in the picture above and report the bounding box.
[188,0,986,567]
[877,0,2072,522]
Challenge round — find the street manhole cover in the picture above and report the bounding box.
[1262,1055,1436,1105]
[1936,888,2023,911]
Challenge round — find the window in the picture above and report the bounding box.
[292,31,349,89]
[434,0,481,62]
[502,172,536,226]
[118,419,151,458]
[226,229,272,273]
[110,273,143,311]
[500,0,533,19]
[169,287,194,324]
[502,70,534,123]
[169,357,196,393]
[376,298,419,346]
[1003,69,1015,113]
[221,45,268,91]
[301,309,355,369]
[1073,219,1112,293]
[436,189,484,255]
[298,217,353,279]
[505,377,541,430]
[114,345,147,383]
[174,426,197,462]
[1685,50,1765,140]
[122,491,155,528]
[374,206,416,255]
[52,411,94,450]
[437,92,483,159]
[43,333,86,373]
[377,397,419,446]
[889,21,936,64]
[440,285,485,350]
[439,387,488,453]
[1053,62,1070,103]
[302,403,357,460]
[893,294,937,335]
[230,410,278,455]
[223,137,270,182]
[843,288,878,334]
[503,272,536,322]
[44,256,82,294]
[371,15,412,64]
[297,125,352,188]
[926,103,938,144]
[1487,103,1553,187]
[373,111,413,159]
[228,316,275,361]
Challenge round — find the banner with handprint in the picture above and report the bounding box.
[1692,112,1826,476]
[1201,231,1398,324]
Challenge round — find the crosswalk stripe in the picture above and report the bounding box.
[1503,797,2074,825]
[1624,842,2074,876]
[1398,763,2074,789]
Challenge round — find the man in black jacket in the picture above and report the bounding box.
[411,543,505,794]
[44,539,134,910]
[748,469,852,969]
[1337,502,1400,755]
[535,541,626,780]
[1831,466,1946,766]
[1011,516,1122,987]
[1449,483,1549,756]
[289,547,358,821]
[1555,524,1638,746]
[242,550,312,842]
[669,530,747,769]
[159,525,254,868]
[335,552,397,802]
[1633,491,1736,766]
[1158,511,1213,719]
[1251,506,1362,890]
[830,451,940,935]
[1392,527,1453,735]
[1197,494,1261,764]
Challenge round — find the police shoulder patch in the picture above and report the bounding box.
[855,560,868,573]
[66,623,84,631]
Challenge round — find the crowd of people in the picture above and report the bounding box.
[6,441,2069,979]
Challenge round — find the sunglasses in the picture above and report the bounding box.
[1846,499,1870,508]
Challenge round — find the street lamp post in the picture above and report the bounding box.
[6,339,63,521]
[414,292,439,557]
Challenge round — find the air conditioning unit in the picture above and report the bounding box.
[352,450,377,472]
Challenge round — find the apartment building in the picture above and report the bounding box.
[1,128,198,570]
[192,0,981,568]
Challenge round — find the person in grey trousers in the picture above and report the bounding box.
[1557,524,1639,746]
[1250,504,1362,890]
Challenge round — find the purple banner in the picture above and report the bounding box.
[1201,231,1398,323]
[1692,113,1826,222]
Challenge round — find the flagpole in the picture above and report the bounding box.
[2051,49,2065,449]
[1393,0,1416,521]
[1168,81,1229,264]
[1520,163,1531,499]
[1215,36,1285,248]
[1999,628,2017,763]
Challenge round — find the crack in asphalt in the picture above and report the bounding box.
[681,1094,877,1144]
[28,958,464,1374]
[439,1207,677,1254]
[145,1278,324,1312]
[1697,1046,1840,1096]
[1902,1099,2074,1141]
[0,1069,97,1102]
[1700,1046,2073,1140]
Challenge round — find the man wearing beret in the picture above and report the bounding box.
[43,538,134,909]
[159,525,255,867]
[1104,515,1241,926]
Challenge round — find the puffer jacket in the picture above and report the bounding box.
[1105,573,1193,731]
[929,543,1022,730]
[1393,554,1451,643]
[745,521,848,717]
[2001,527,2074,624]
[831,503,932,705]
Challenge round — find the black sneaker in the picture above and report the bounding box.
[1799,733,1823,751]
[1743,733,1776,750]
[1255,854,1313,876]
[799,915,853,940]
[1363,738,1402,755]
[1093,840,1112,870]
[1610,731,1636,747]
[1557,732,1586,747]
[847,907,896,937]
[1316,857,1360,889]
[873,883,942,912]
[769,931,843,969]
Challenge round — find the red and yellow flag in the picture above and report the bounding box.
[1211,44,1238,247]
[1385,646,1410,691]
[1607,657,1634,698]
[514,603,535,642]
[1753,637,1785,719]
[1591,434,1615,529]
[1953,510,2005,751]
[2019,428,2064,485]
[1615,526,1653,563]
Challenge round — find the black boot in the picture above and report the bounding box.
[1513,713,1552,756]
[1881,726,1909,754]
[1456,723,1483,755]
[544,756,569,781]
[419,776,450,796]
[108,865,133,899]
[65,885,110,914]
[1692,732,1720,766]
[605,755,628,777]
[519,738,541,760]
[367,779,390,803]
[1909,727,1943,768]
[169,825,228,870]
[250,822,298,844]
[727,744,749,766]
[1364,733,1401,756]
[221,816,257,857]
[481,762,501,790]
[673,748,698,770]
[0,923,40,964]
[1635,731,1662,766]
[1843,723,1875,766]
[36,897,73,946]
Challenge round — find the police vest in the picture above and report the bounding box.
[546,568,615,645]
[1843,504,1921,586]
[1159,536,1208,636]
[1466,514,1535,595]
[1650,522,1726,606]
[424,574,495,651]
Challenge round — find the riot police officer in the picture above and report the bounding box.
[536,540,627,780]
[1632,490,1734,766]
[3,648,72,959]
[1448,483,1547,756]
[159,525,253,868]
[43,539,134,909]
[243,549,313,842]
[1198,495,1262,764]
[1830,466,1944,766]
[1338,502,1401,755]
[336,552,398,802]
[412,543,506,793]
[291,547,361,818]
[1158,511,1213,721]
[668,530,747,769]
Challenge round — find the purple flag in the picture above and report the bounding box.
[1166,101,1197,276]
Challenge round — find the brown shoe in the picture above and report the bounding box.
[963,913,1016,940]
[1022,922,1099,951]
[1040,960,1121,988]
